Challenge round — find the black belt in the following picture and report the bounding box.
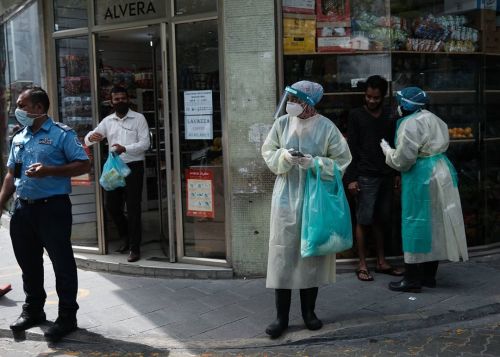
[18,194,69,205]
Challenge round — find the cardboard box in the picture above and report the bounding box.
[284,36,316,53]
[316,25,351,38]
[317,36,351,52]
[283,0,315,14]
[316,0,350,22]
[283,16,316,37]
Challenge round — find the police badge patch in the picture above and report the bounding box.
[39,138,53,145]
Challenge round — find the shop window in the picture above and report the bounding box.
[174,0,216,16]
[54,0,88,31]
[55,36,98,247]
[280,0,500,248]
[175,20,225,259]
[0,24,8,183]
[4,2,42,179]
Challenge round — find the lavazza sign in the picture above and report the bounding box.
[97,0,166,24]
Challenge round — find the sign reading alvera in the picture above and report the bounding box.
[96,0,166,25]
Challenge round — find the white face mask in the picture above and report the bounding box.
[285,102,304,117]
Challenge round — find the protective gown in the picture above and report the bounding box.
[384,109,468,264]
[262,114,352,289]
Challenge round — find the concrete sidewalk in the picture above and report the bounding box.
[1,225,500,352]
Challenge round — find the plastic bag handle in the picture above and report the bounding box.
[312,158,342,196]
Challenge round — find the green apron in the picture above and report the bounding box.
[396,114,458,254]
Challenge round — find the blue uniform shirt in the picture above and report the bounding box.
[7,118,89,200]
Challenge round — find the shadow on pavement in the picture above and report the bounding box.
[2,328,170,356]
[0,296,18,307]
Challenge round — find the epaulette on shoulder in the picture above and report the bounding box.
[54,121,73,132]
[11,126,24,137]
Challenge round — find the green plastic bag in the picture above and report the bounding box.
[99,152,131,191]
[301,159,353,257]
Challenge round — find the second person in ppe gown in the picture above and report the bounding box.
[262,81,351,338]
[380,86,468,293]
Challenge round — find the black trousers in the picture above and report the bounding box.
[10,195,78,314]
[105,160,144,253]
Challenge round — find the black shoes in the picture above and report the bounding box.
[10,308,77,342]
[44,316,78,342]
[389,278,422,293]
[10,310,46,332]
[127,251,140,262]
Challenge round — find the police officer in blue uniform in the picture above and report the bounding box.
[0,86,90,342]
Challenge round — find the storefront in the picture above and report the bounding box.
[1,0,499,277]
[1,0,231,268]
[278,0,500,256]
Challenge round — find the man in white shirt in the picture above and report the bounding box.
[85,87,150,262]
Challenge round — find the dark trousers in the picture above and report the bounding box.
[105,160,144,253]
[10,195,78,314]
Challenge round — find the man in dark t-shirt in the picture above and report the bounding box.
[345,75,403,282]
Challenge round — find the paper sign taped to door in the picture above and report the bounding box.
[186,168,215,218]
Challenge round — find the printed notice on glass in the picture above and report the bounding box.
[185,115,213,140]
[186,169,215,218]
[184,90,213,115]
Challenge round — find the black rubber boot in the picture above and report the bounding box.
[389,263,422,293]
[265,289,291,338]
[300,287,323,331]
[421,261,439,288]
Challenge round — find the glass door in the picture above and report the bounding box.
[95,25,173,259]
[174,20,226,261]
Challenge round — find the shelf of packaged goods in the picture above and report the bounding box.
[179,89,220,93]
[450,138,475,143]
[284,51,485,56]
[391,51,483,55]
[423,90,477,94]
[285,51,389,56]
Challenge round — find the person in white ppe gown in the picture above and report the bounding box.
[261,81,351,338]
[380,86,468,293]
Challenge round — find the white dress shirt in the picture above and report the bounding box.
[84,109,150,163]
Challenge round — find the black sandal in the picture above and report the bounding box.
[356,269,374,281]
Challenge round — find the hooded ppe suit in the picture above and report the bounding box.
[383,108,468,264]
[262,110,352,289]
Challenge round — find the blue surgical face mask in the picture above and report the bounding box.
[15,108,41,127]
